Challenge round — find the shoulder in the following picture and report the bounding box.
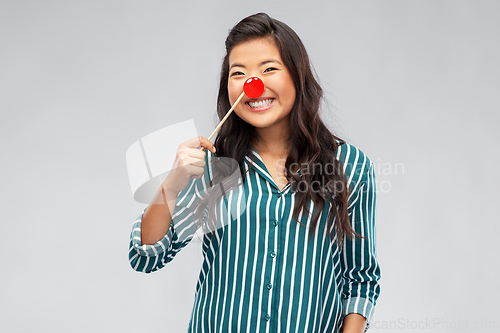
[335,142,374,189]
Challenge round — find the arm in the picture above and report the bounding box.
[128,147,214,274]
[128,180,198,273]
[341,160,381,332]
[343,313,367,333]
[140,183,179,245]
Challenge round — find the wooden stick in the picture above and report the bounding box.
[202,90,245,151]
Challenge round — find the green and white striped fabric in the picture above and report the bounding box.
[129,142,381,332]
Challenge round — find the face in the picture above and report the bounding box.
[228,38,296,135]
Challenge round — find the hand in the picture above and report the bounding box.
[163,136,216,194]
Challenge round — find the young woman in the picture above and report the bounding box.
[129,13,381,333]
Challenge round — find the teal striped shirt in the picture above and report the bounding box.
[129,142,381,332]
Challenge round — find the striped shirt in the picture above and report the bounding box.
[129,142,381,333]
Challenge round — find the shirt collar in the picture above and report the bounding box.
[244,144,302,190]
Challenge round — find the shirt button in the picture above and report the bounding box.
[272,220,278,227]
[266,283,273,290]
[264,314,270,321]
[270,251,276,258]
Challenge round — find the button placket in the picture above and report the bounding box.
[262,188,283,326]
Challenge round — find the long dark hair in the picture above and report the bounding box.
[195,13,360,248]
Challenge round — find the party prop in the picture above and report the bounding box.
[206,77,265,142]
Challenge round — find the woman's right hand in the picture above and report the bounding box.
[163,136,216,194]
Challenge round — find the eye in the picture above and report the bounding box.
[264,67,278,73]
[230,71,244,77]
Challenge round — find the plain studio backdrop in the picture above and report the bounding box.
[1,1,499,332]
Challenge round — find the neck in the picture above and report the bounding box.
[253,125,291,157]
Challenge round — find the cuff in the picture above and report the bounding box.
[131,208,173,257]
[343,297,375,330]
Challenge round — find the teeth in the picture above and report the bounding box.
[248,98,273,109]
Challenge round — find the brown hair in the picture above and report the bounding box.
[196,13,359,247]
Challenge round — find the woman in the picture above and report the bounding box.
[129,12,381,333]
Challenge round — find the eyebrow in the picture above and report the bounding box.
[229,59,282,70]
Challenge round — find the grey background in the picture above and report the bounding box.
[1,1,499,332]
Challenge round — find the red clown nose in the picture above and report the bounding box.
[204,76,266,144]
[243,77,265,98]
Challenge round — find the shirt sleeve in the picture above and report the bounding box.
[128,150,213,274]
[340,156,381,330]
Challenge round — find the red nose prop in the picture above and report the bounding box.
[243,77,265,98]
[205,77,266,144]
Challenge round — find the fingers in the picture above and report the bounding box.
[176,154,205,168]
[172,156,205,178]
[199,136,216,154]
[183,136,216,154]
[184,146,206,160]
[167,137,213,193]
[184,164,205,179]
[174,136,215,181]
[186,155,206,168]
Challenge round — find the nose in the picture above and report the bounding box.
[243,76,266,99]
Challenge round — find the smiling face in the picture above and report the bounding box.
[228,38,296,139]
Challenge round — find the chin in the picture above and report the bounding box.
[252,123,273,129]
